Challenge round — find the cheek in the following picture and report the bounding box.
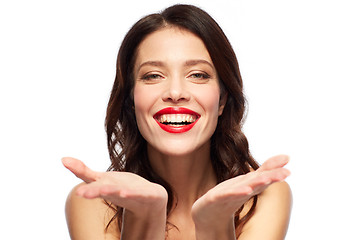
[133,84,159,111]
[133,85,147,113]
[133,85,151,122]
[133,84,160,135]
[194,85,221,115]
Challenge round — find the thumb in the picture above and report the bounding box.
[62,157,101,183]
[258,155,289,172]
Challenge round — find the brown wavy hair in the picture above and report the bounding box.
[104,4,259,237]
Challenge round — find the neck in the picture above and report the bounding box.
[147,141,217,211]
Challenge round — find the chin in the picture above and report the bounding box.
[148,139,210,158]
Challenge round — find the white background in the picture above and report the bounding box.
[1,0,359,239]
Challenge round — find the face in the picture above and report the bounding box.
[133,27,225,156]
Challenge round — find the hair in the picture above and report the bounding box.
[104,4,259,237]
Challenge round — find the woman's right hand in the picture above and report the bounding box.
[62,157,168,239]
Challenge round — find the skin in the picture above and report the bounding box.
[63,27,292,239]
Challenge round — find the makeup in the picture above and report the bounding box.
[153,107,200,133]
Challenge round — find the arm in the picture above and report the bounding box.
[238,181,292,240]
[63,157,168,240]
[191,155,291,240]
[65,183,120,240]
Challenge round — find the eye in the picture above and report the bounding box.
[140,73,164,83]
[142,74,162,80]
[188,72,211,83]
[191,73,210,79]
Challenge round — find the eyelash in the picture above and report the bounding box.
[190,73,210,79]
[141,74,163,81]
[140,72,211,81]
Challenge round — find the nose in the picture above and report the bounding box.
[161,76,190,103]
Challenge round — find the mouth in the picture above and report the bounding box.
[153,107,200,133]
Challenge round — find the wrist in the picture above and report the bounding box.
[194,215,236,240]
[121,207,167,240]
[121,185,168,240]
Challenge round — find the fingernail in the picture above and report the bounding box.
[281,155,290,162]
[61,157,70,166]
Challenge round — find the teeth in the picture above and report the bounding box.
[158,114,196,124]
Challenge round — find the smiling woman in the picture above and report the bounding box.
[133,27,223,155]
[62,4,291,240]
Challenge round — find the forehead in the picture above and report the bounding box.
[135,27,213,65]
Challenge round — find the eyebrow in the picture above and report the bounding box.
[138,61,165,70]
[137,59,215,72]
[184,59,215,70]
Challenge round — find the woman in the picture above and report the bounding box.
[62,4,292,240]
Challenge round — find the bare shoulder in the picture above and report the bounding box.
[239,181,292,240]
[65,182,120,240]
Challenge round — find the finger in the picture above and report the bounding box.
[78,184,128,207]
[76,184,98,198]
[249,168,291,189]
[99,185,127,198]
[258,155,289,172]
[62,157,101,183]
[235,186,254,196]
[76,182,105,198]
[76,183,124,199]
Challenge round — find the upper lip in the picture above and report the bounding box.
[153,107,200,122]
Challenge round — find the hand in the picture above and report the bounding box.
[62,157,168,217]
[191,155,290,229]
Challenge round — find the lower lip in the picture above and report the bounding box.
[155,119,198,133]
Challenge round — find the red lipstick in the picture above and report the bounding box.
[153,107,200,133]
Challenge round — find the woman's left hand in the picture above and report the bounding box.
[191,155,290,239]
